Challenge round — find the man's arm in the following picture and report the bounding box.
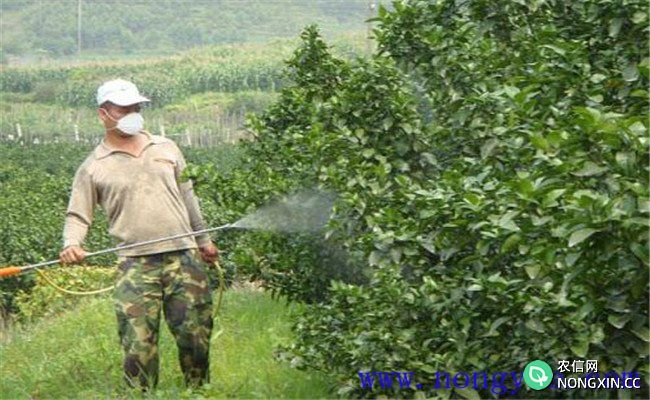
[60,165,97,263]
[172,144,212,247]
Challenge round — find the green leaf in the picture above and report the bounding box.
[503,85,520,98]
[609,18,623,38]
[524,264,540,279]
[501,234,521,253]
[467,284,483,291]
[628,121,646,135]
[362,149,375,159]
[589,325,605,344]
[382,117,394,131]
[456,387,480,400]
[525,319,545,333]
[572,161,608,177]
[565,252,582,267]
[568,228,598,247]
[622,64,639,82]
[530,134,549,151]
[390,248,402,263]
[631,326,650,342]
[420,364,437,374]
[543,189,566,206]
[542,44,566,56]
[369,251,382,266]
[607,314,630,329]
[497,211,520,232]
[570,338,589,357]
[590,73,607,83]
[464,193,480,206]
[401,123,414,134]
[517,179,535,196]
[632,11,647,24]
[615,152,636,171]
[480,138,499,159]
[587,94,603,103]
[630,89,648,98]
[630,243,649,264]
[421,152,436,165]
[485,316,509,337]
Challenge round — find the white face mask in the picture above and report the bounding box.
[103,110,144,136]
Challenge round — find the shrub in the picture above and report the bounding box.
[190,2,648,397]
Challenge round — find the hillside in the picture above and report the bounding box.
[0,0,386,64]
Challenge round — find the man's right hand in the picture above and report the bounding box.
[59,245,86,265]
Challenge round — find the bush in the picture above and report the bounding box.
[13,265,116,323]
[190,2,648,398]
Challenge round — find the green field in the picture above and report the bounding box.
[0,34,366,146]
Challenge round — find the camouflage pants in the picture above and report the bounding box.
[114,248,213,391]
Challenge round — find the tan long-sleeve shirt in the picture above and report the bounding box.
[63,130,211,257]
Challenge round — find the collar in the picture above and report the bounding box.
[94,130,166,160]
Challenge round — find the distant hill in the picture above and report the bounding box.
[1,0,387,64]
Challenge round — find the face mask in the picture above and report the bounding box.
[103,109,144,136]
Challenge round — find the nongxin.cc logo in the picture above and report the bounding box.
[523,360,553,390]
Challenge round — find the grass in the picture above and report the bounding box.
[0,286,337,399]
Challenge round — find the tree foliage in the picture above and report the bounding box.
[190,1,648,398]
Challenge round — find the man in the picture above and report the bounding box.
[59,78,219,392]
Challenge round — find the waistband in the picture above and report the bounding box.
[126,247,195,263]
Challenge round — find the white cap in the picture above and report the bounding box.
[96,79,150,106]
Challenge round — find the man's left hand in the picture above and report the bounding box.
[198,241,219,264]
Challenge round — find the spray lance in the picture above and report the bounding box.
[0,188,336,279]
[0,188,335,317]
[0,224,242,315]
[0,224,237,279]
